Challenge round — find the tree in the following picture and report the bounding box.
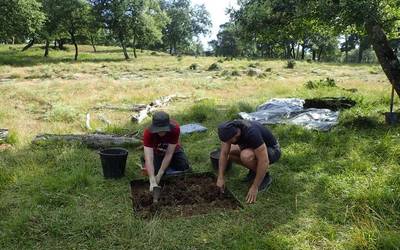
[92,0,168,59]
[163,0,211,55]
[0,0,45,47]
[302,0,400,96]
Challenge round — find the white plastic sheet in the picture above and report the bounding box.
[239,98,339,131]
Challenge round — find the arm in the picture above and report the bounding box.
[252,143,269,188]
[155,143,177,183]
[246,143,269,203]
[216,142,231,192]
[144,146,158,191]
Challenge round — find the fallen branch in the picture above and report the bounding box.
[32,133,141,149]
[93,103,147,112]
[0,129,9,142]
[131,95,185,123]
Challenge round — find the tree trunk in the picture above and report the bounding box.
[358,46,363,63]
[44,39,50,57]
[22,38,35,51]
[296,44,300,59]
[133,36,137,58]
[90,35,97,53]
[58,39,66,50]
[301,44,305,60]
[70,32,78,61]
[312,50,316,61]
[365,22,400,97]
[119,35,130,60]
[318,47,323,61]
[11,37,15,45]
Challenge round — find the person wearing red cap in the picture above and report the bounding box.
[216,119,281,203]
[142,111,190,191]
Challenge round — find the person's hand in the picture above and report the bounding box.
[155,172,162,185]
[216,176,225,193]
[149,176,158,192]
[246,185,258,204]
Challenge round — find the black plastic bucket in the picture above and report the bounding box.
[385,112,400,126]
[210,149,232,171]
[99,148,128,179]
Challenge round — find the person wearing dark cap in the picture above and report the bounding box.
[216,120,281,203]
[142,111,190,191]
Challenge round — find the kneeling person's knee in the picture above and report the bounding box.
[240,150,256,163]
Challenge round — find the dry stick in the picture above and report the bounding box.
[86,113,92,130]
[32,133,141,149]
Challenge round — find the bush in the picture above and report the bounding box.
[45,104,78,122]
[286,59,296,69]
[207,63,221,71]
[248,63,257,68]
[231,70,241,76]
[265,68,272,72]
[217,58,224,63]
[189,63,199,70]
[186,100,216,122]
[305,78,337,89]
[150,51,158,56]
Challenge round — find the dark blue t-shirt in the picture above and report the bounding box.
[233,120,278,150]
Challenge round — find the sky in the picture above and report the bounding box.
[191,0,238,49]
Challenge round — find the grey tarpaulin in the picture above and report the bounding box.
[180,124,208,135]
[239,98,339,131]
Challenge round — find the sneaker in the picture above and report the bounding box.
[241,169,256,182]
[258,173,272,192]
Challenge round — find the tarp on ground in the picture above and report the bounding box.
[239,98,339,131]
[180,123,208,135]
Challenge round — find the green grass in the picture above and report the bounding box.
[0,44,399,249]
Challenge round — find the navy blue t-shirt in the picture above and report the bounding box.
[233,120,277,150]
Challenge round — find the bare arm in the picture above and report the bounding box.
[144,146,155,178]
[158,143,177,176]
[251,143,269,189]
[144,146,158,190]
[218,142,231,179]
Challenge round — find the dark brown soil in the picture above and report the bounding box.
[130,173,241,218]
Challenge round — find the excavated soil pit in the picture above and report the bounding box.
[130,172,242,219]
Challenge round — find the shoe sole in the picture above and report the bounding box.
[258,177,272,192]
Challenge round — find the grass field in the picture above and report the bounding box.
[0,45,399,249]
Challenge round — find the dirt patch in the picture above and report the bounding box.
[130,172,241,219]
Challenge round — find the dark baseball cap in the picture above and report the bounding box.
[218,121,238,142]
[149,111,171,133]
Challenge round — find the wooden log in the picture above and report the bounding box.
[32,133,141,148]
[93,104,147,112]
[0,129,9,142]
